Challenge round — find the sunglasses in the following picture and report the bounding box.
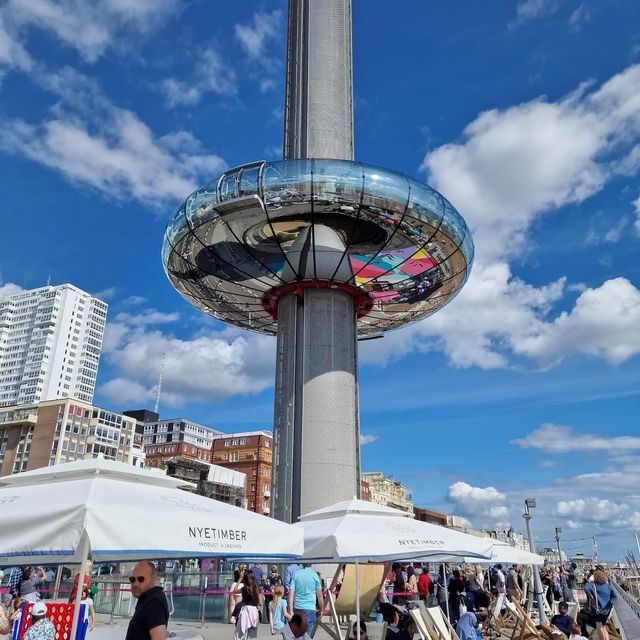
[128,576,146,584]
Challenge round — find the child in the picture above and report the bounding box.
[569,622,588,640]
[81,586,96,632]
[269,585,291,635]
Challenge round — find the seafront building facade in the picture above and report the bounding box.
[0,284,107,407]
[362,471,413,513]
[141,417,223,468]
[0,398,144,476]
[211,431,273,515]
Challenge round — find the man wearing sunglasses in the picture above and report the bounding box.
[125,561,169,640]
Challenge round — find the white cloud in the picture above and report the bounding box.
[512,423,640,454]
[2,0,178,64]
[634,196,640,235]
[514,0,560,23]
[516,277,640,365]
[360,434,379,446]
[423,65,640,263]
[0,280,23,299]
[162,48,237,108]
[0,13,32,73]
[447,481,509,522]
[100,309,276,408]
[234,10,281,59]
[0,68,225,207]
[363,65,640,371]
[92,286,117,301]
[568,4,590,31]
[556,497,628,522]
[362,261,566,369]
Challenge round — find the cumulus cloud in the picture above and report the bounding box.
[234,10,281,59]
[100,307,275,408]
[634,196,640,235]
[556,497,628,523]
[512,423,640,454]
[447,481,509,522]
[0,67,225,207]
[516,278,640,366]
[1,0,178,65]
[0,279,23,299]
[423,65,640,263]
[162,48,237,108]
[364,65,640,371]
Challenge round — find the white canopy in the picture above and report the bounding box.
[425,541,545,566]
[0,457,303,564]
[294,498,494,562]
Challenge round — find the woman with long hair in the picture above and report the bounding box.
[229,568,245,624]
[583,569,615,640]
[235,575,262,640]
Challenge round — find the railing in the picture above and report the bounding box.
[84,571,235,623]
[611,580,640,640]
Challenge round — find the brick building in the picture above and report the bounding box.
[211,430,272,515]
[0,398,144,476]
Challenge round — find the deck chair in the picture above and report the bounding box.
[488,594,512,636]
[564,602,578,621]
[410,607,432,640]
[419,603,460,640]
[507,600,544,640]
[320,563,387,640]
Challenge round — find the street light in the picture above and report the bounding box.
[523,498,547,624]
[555,527,563,565]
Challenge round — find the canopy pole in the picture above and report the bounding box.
[355,560,361,640]
[69,532,90,640]
[442,564,450,620]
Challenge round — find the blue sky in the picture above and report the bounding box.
[0,0,639,560]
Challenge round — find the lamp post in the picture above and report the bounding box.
[524,498,547,624]
[555,527,563,566]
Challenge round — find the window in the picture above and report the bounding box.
[239,438,246,445]
[229,451,238,462]
[224,440,230,447]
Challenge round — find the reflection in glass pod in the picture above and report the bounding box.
[162,158,473,335]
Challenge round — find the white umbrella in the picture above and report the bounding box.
[0,457,303,640]
[428,541,545,565]
[295,499,493,640]
[295,498,494,562]
[0,457,303,563]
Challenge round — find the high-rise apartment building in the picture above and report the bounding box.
[140,417,223,468]
[0,398,144,476]
[211,431,273,515]
[0,284,107,407]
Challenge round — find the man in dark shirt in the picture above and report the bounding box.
[125,561,169,640]
[547,601,573,637]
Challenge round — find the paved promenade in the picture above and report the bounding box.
[92,612,339,640]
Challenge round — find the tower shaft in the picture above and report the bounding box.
[273,0,360,523]
[284,0,354,160]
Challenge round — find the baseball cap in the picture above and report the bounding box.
[31,602,47,617]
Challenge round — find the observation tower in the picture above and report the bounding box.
[162,0,474,523]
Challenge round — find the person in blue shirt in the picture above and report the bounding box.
[287,565,323,637]
[270,585,291,634]
[284,563,302,594]
[550,602,574,636]
[582,569,615,640]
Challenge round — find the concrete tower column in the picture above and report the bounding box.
[274,0,362,520]
[284,0,354,161]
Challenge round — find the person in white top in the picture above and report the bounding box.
[81,586,96,632]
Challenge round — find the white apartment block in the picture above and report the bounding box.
[0,284,107,407]
[142,418,224,448]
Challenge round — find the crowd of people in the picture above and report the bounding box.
[0,565,96,639]
[0,558,620,640]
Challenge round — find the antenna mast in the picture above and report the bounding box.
[154,352,166,415]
